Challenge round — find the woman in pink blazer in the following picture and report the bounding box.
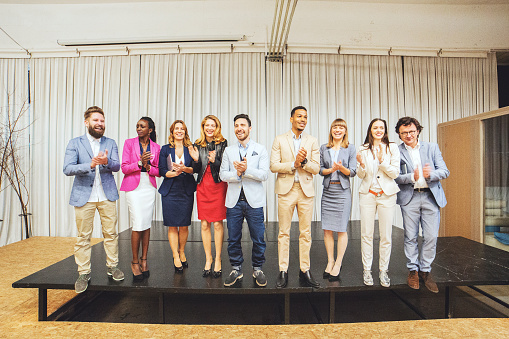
[120,117,161,281]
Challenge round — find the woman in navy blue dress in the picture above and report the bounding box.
[158,120,197,273]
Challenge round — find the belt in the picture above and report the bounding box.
[238,188,247,201]
[369,189,384,197]
[330,181,342,185]
[414,187,431,193]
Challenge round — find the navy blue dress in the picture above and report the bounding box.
[158,145,197,227]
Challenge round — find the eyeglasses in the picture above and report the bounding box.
[399,130,417,136]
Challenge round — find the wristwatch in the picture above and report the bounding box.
[138,160,143,167]
[300,158,308,167]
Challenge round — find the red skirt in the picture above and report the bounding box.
[196,165,227,222]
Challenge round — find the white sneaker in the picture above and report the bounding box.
[363,270,374,286]
[379,270,390,287]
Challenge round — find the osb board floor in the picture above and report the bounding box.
[1,237,508,338]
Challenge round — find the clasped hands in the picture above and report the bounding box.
[294,147,307,168]
[139,151,153,171]
[90,149,109,168]
[234,157,247,177]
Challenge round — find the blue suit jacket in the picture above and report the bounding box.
[220,141,269,209]
[63,134,120,207]
[319,143,357,189]
[395,141,449,208]
[158,145,197,197]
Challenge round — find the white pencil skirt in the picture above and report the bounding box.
[126,173,156,231]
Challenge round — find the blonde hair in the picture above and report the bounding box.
[195,115,226,147]
[326,118,349,148]
[168,120,192,147]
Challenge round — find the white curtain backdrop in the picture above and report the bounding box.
[0,52,500,245]
[0,58,30,245]
[403,53,499,143]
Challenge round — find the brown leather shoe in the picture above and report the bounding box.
[407,270,419,289]
[419,271,439,293]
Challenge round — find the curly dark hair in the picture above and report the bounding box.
[395,117,423,135]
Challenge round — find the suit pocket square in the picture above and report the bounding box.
[251,151,258,156]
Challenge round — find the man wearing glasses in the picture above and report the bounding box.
[395,117,449,293]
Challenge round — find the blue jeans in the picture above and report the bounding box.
[226,200,266,270]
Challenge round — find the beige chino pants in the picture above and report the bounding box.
[74,200,118,274]
[277,182,314,272]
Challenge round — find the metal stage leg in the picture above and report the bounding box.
[159,293,165,324]
[38,288,47,321]
[284,293,290,324]
[329,292,336,323]
[445,286,454,318]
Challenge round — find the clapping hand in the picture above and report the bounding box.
[413,166,420,181]
[91,149,108,168]
[172,161,184,175]
[141,151,152,169]
[423,163,432,179]
[188,145,199,162]
[208,150,216,164]
[294,147,307,168]
[234,157,247,177]
[356,152,365,168]
[331,160,342,172]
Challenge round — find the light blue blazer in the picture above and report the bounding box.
[63,134,120,207]
[319,143,357,188]
[219,141,269,209]
[395,141,449,208]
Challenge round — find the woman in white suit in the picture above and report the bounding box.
[356,118,400,287]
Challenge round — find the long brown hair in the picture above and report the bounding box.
[168,120,192,147]
[195,115,226,147]
[362,118,392,158]
[326,118,349,148]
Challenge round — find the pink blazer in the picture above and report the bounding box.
[120,137,161,191]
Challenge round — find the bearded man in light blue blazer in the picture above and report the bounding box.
[63,106,124,294]
[220,114,269,288]
[395,117,449,293]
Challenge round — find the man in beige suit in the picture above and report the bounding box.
[270,106,320,288]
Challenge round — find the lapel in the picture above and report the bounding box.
[170,146,176,163]
[183,145,190,166]
[399,143,414,171]
[80,134,94,159]
[323,146,332,167]
[285,131,296,159]
[419,142,428,166]
[99,136,107,154]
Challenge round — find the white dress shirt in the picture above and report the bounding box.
[86,131,107,202]
[405,141,428,189]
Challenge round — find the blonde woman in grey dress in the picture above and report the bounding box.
[319,119,356,281]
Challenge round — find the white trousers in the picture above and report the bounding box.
[359,192,397,272]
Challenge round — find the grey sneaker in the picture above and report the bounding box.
[363,270,374,286]
[379,270,391,287]
[75,273,90,293]
[107,266,125,281]
[224,269,243,287]
[253,269,267,287]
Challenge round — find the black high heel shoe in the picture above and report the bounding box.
[202,259,213,277]
[181,261,189,269]
[174,258,183,274]
[328,273,340,282]
[323,271,331,279]
[132,262,144,282]
[140,257,150,278]
[212,260,222,278]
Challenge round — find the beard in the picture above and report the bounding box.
[88,125,105,139]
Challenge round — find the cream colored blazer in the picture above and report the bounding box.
[270,131,320,197]
[357,142,400,196]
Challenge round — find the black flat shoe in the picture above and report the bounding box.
[276,271,288,288]
[212,269,222,278]
[181,261,189,269]
[328,273,340,282]
[174,264,183,273]
[299,270,320,288]
[323,271,331,279]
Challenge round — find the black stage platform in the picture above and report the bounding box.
[13,221,509,324]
